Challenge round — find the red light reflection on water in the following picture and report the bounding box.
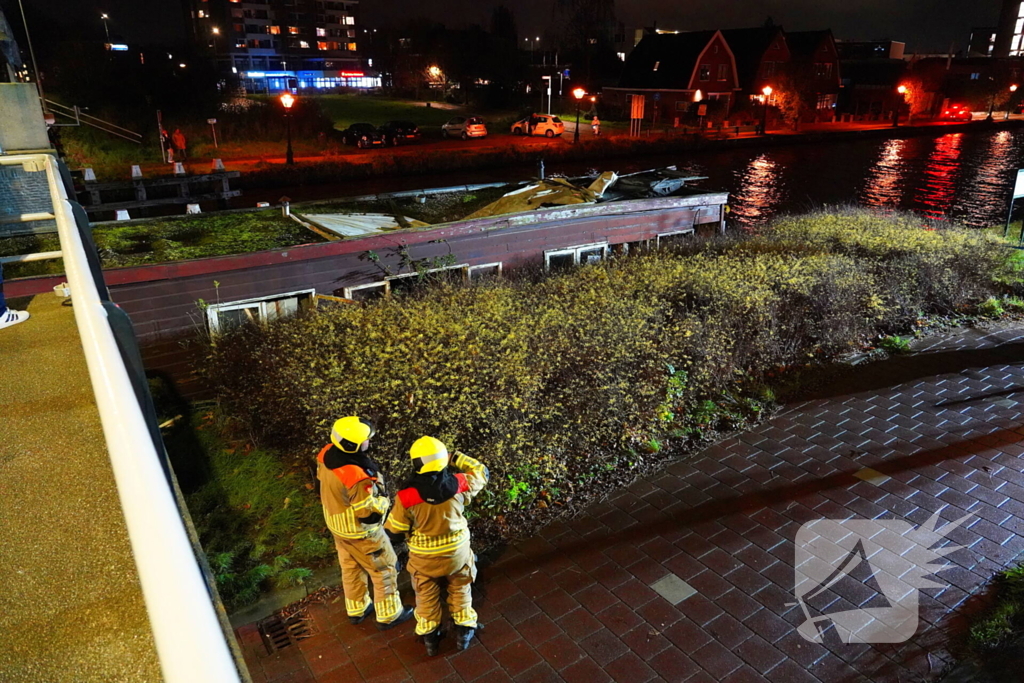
[730,154,782,227]
[861,138,907,208]
[915,133,963,220]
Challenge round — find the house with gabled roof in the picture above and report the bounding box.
[603,29,741,124]
[720,26,790,109]
[786,29,842,120]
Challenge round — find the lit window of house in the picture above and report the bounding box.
[699,64,711,81]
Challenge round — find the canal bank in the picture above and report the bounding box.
[230,118,1024,195]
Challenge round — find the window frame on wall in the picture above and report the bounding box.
[544,242,610,270]
[385,263,470,291]
[468,262,503,281]
[206,288,315,335]
[656,229,695,247]
[343,281,388,301]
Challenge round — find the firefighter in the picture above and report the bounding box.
[385,436,489,655]
[317,416,414,629]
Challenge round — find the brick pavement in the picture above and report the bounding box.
[237,323,1024,682]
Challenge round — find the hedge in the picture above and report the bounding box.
[200,209,1012,555]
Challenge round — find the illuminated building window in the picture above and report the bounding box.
[699,64,710,81]
[1019,1,1024,17]
[317,27,326,36]
[344,16,355,25]
[347,42,356,50]
[289,26,299,34]
[299,40,310,48]
[197,10,206,18]
[318,41,328,50]
[269,25,280,34]
[653,61,660,71]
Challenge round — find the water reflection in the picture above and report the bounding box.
[956,130,1015,227]
[730,154,783,226]
[861,138,908,208]
[915,134,963,220]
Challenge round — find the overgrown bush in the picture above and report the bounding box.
[201,209,1012,551]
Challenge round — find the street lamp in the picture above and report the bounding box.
[760,85,773,135]
[280,92,296,165]
[101,13,110,42]
[893,85,907,128]
[1007,84,1019,120]
[572,87,586,143]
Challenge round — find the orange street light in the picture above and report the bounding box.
[897,85,908,95]
[572,88,587,143]
[280,93,296,164]
[760,85,773,135]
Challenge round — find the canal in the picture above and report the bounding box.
[251,127,1024,229]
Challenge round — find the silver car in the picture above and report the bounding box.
[441,116,488,140]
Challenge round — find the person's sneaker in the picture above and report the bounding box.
[454,624,480,651]
[0,309,29,330]
[349,602,374,625]
[423,627,443,656]
[376,606,414,631]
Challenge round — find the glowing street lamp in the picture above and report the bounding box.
[760,85,773,134]
[572,87,586,144]
[101,13,110,42]
[893,84,908,128]
[280,92,296,165]
[1008,84,1019,120]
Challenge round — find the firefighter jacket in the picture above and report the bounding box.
[385,452,488,556]
[317,443,390,540]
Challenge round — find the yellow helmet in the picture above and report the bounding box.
[410,436,449,473]
[331,416,376,453]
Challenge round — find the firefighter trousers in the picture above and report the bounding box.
[333,527,403,624]
[407,543,478,636]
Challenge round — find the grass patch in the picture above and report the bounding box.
[0,210,325,278]
[201,209,1014,564]
[945,563,1024,680]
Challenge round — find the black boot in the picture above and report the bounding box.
[423,627,443,656]
[455,624,479,651]
[376,605,414,631]
[349,602,374,625]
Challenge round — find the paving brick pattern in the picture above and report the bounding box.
[238,324,1024,682]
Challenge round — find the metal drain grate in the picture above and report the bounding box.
[257,610,318,654]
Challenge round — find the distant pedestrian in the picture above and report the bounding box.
[172,129,188,160]
[591,115,601,136]
[161,128,174,163]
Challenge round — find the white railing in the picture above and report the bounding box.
[1,154,242,683]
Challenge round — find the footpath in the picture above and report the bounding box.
[236,322,1024,682]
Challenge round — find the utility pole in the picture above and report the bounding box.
[16,0,45,105]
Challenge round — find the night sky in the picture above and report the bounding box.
[9,0,1005,53]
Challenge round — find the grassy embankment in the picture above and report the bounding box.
[174,209,1021,610]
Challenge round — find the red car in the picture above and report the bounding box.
[940,105,972,121]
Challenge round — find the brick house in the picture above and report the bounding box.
[785,30,842,121]
[603,30,741,124]
[720,26,790,115]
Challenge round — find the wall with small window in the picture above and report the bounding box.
[206,289,314,334]
[544,243,609,270]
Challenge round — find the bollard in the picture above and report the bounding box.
[186,203,202,214]
[116,209,132,221]
[174,162,186,176]
[538,158,545,180]
[281,201,290,217]
[131,165,143,179]
[83,168,97,182]
[212,158,226,172]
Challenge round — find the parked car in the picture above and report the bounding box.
[511,114,565,138]
[341,123,384,148]
[939,105,972,122]
[441,116,488,139]
[378,120,421,146]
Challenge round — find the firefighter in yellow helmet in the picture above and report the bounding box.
[316,416,414,629]
[385,436,489,655]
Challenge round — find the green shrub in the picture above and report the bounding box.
[980,297,1006,317]
[963,564,1024,659]
[879,335,911,354]
[201,209,1012,549]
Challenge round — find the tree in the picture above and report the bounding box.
[553,0,616,83]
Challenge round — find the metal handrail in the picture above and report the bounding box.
[44,99,143,143]
[0,154,242,682]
